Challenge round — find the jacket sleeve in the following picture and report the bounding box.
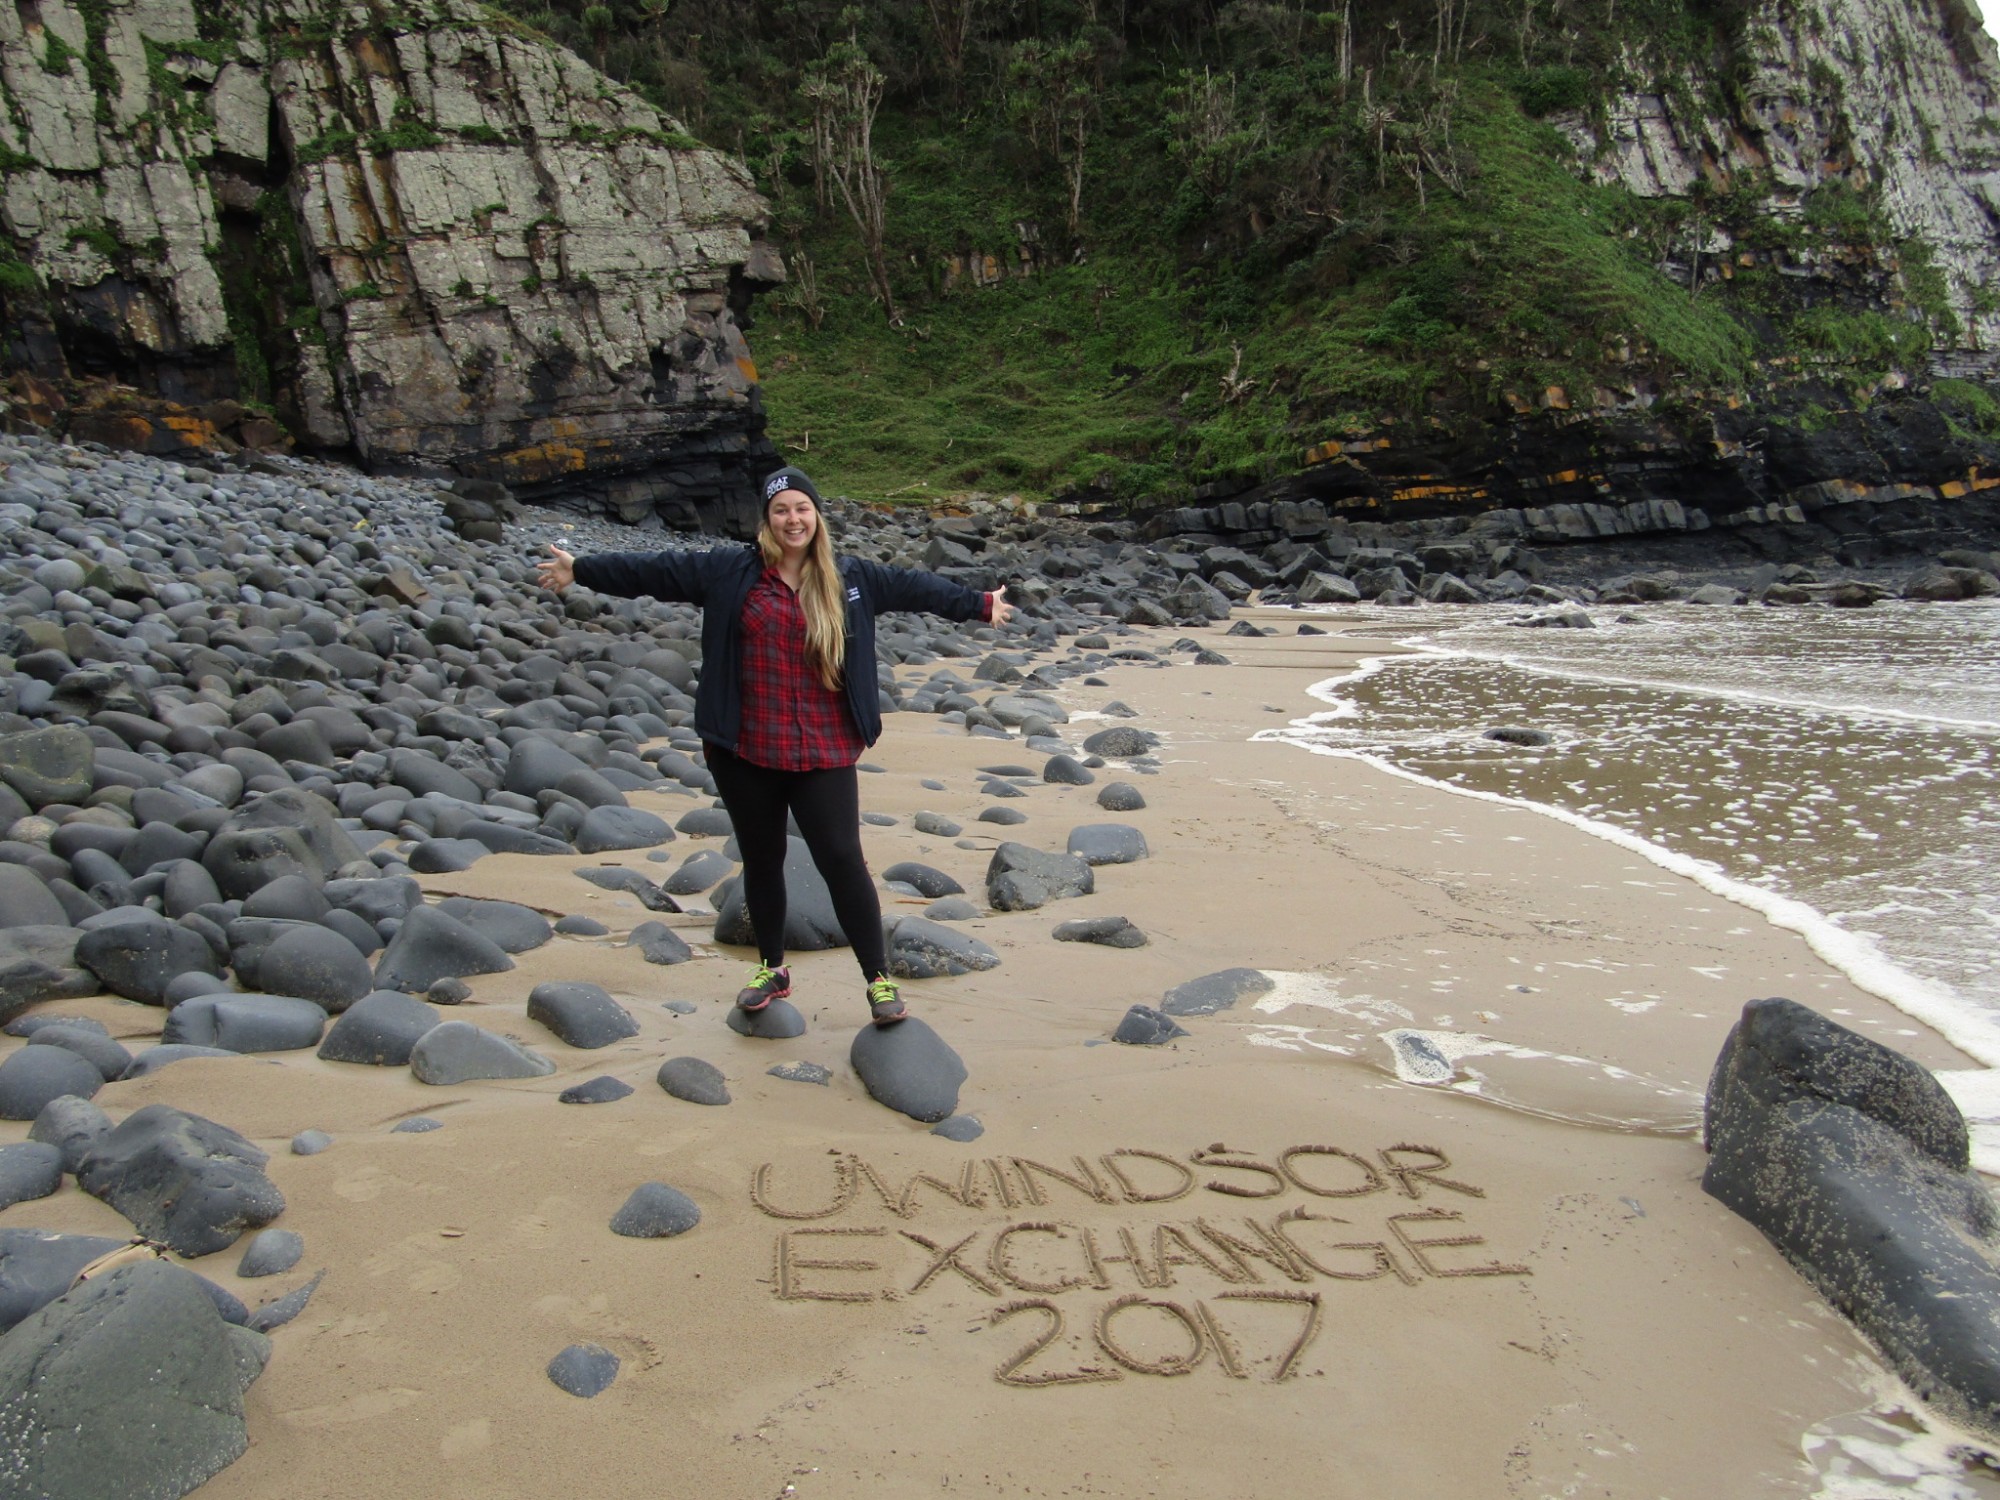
[853,559,987,622]
[572,548,722,604]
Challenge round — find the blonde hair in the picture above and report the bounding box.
[758,500,847,689]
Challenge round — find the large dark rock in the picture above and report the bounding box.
[28,1095,112,1172]
[255,925,373,1010]
[75,917,222,1005]
[374,905,515,993]
[0,865,67,929]
[713,836,846,951]
[528,982,640,1049]
[76,1105,286,1257]
[0,925,97,1026]
[574,806,674,854]
[849,1016,967,1123]
[0,1044,104,1120]
[1066,823,1150,866]
[881,862,963,899]
[0,1142,62,1210]
[984,842,1093,912]
[609,1182,701,1238]
[724,998,806,1039]
[0,725,94,808]
[1081,726,1159,758]
[24,1022,131,1081]
[435,898,553,954]
[885,916,1001,979]
[317,990,443,1066]
[1113,1004,1188,1046]
[661,849,731,895]
[1703,997,2000,1438]
[1160,967,1274,1017]
[625,920,692,966]
[201,787,363,898]
[0,1230,129,1333]
[1053,915,1148,948]
[0,1260,264,1499]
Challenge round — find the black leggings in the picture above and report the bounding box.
[704,744,888,980]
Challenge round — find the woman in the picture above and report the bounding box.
[536,466,1013,1027]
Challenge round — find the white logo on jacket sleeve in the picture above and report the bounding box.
[846,586,861,602]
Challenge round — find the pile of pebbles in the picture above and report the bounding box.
[0,434,1217,1491]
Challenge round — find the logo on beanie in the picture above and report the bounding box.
[764,473,791,501]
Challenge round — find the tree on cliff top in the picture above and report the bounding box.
[802,31,898,325]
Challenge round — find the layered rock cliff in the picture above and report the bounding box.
[0,0,784,531]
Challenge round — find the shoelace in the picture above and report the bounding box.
[750,964,784,988]
[867,979,899,1004]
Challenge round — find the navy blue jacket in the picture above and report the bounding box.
[572,544,988,753]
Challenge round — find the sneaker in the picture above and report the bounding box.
[866,976,907,1027]
[736,963,790,1012]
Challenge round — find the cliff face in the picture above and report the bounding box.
[1559,0,2000,365]
[0,0,784,531]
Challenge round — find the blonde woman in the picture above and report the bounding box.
[537,467,1013,1026]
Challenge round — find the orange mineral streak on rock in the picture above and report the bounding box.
[736,357,759,382]
[495,441,591,483]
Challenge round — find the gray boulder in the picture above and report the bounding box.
[1160,967,1274,1017]
[656,1056,730,1105]
[435,898,554,954]
[409,1021,555,1085]
[162,995,327,1053]
[201,787,362,899]
[881,862,963,899]
[374,905,515,993]
[27,1023,132,1082]
[1043,754,1095,786]
[1113,1004,1188,1046]
[317,990,443,1066]
[849,1016,967,1123]
[558,1076,634,1104]
[1053,916,1148,948]
[1081,726,1158,758]
[528,982,640,1049]
[1703,996,2000,1438]
[625,920,692,965]
[75,918,222,1005]
[885,916,1001,979]
[0,725,94,807]
[0,1044,104,1120]
[713,837,846,951]
[76,1105,285,1256]
[1096,782,1146,812]
[236,1229,304,1279]
[724,999,807,1040]
[574,806,674,854]
[1066,824,1149,866]
[255,925,373,1010]
[119,1045,244,1078]
[984,842,1092,911]
[0,1261,265,1498]
[661,849,731,894]
[609,1182,701,1238]
[28,1094,112,1172]
[0,865,67,929]
[0,1142,62,1209]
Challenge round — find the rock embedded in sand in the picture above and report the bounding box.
[1066,824,1150,866]
[1052,916,1148,949]
[656,1056,729,1105]
[1160,967,1274,1017]
[849,1017,967,1123]
[0,1043,105,1119]
[977,807,1028,827]
[1704,996,2000,1438]
[0,1261,264,1499]
[1112,1005,1188,1046]
[409,1022,555,1085]
[560,1076,635,1104]
[74,917,223,1005]
[724,999,807,1040]
[675,807,735,838]
[255,925,374,1011]
[317,990,443,1066]
[0,1142,62,1209]
[528,981,641,1049]
[119,1044,243,1079]
[163,995,328,1054]
[1082,726,1159,758]
[609,1182,702,1238]
[769,1060,832,1085]
[26,1024,132,1082]
[76,1104,285,1257]
[237,1229,304,1279]
[1095,782,1147,812]
[291,1130,333,1156]
[1042,754,1095,786]
[373,905,516,993]
[547,1343,622,1398]
[575,806,675,854]
[436,898,554,955]
[555,915,610,936]
[247,1269,327,1334]
[924,897,980,922]
[392,1118,444,1134]
[985,843,1093,912]
[913,812,962,837]
[713,837,845,951]
[886,916,1001,978]
[931,1116,985,1142]
[662,850,732,895]
[626,920,693,966]
[881,862,964,899]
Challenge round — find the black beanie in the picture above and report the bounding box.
[761,466,822,510]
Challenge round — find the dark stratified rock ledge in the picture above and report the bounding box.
[1703,996,2000,1439]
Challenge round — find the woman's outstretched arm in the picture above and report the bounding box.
[537,543,726,603]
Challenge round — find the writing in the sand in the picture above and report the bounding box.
[750,1143,1529,1387]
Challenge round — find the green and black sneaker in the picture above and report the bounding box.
[736,963,790,1013]
[866,976,906,1027]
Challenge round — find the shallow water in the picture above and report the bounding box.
[1256,601,2000,1061]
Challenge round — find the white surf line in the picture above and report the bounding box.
[1253,675,2000,1073]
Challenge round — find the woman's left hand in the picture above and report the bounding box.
[990,585,1015,628]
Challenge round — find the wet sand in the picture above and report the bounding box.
[7,607,1972,1498]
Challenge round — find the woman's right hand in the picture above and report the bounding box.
[536,545,575,594]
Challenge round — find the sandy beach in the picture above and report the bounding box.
[3,606,1973,1499]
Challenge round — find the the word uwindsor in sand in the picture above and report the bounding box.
[751,1142,1532,1387]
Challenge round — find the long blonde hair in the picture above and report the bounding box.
[758,503,847,689]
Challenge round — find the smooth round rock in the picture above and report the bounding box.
[661,849,731,895]
[0,1141,62,1208]
[27,1023,133,1081]
[1066,823,1149,866]
[528,981,639,1049]
[656,1056,729,1105]
[977,807,1028,826]
[674,807,734,837]
[881,862,964,899]
[924,896,981,922]
[317,990,441,1066]
[434,898,551,954]
[374,905,514,993]
[1160,967,1274,1017]
[1042,754,1095,786]
[256,925,373,1010]
[849,1016,967,1123]
[931,1116,985,1142]
[236,1229,304,1279]
[74,918,222,1005]
[559,1075,635,1104]
[724,999,806,1040]
[391,1117,443,1133]
[29,1094,112,1171]
[609,1182,701,1238]
[912,812,962,837]
[574,806,674,854]
[408,1021,555,1084]
[547,1342,620,1398]
[626,920,692,966]
[0,1044,104,1119]
[290,1130,333,1156]
[768,1060,831,1085]
[1083,726,1158,757]
[554,915,608,936]
[162,995,327,1053]
[1096,782,1147,812]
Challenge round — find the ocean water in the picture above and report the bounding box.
[1249,598,2000,1492]
[1254,600,2000,1066]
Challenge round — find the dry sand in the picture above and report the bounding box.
[5,607,1974,1498]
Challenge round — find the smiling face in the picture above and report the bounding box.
[766,489,818,558]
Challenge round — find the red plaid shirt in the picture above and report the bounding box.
[735,568,867,771]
